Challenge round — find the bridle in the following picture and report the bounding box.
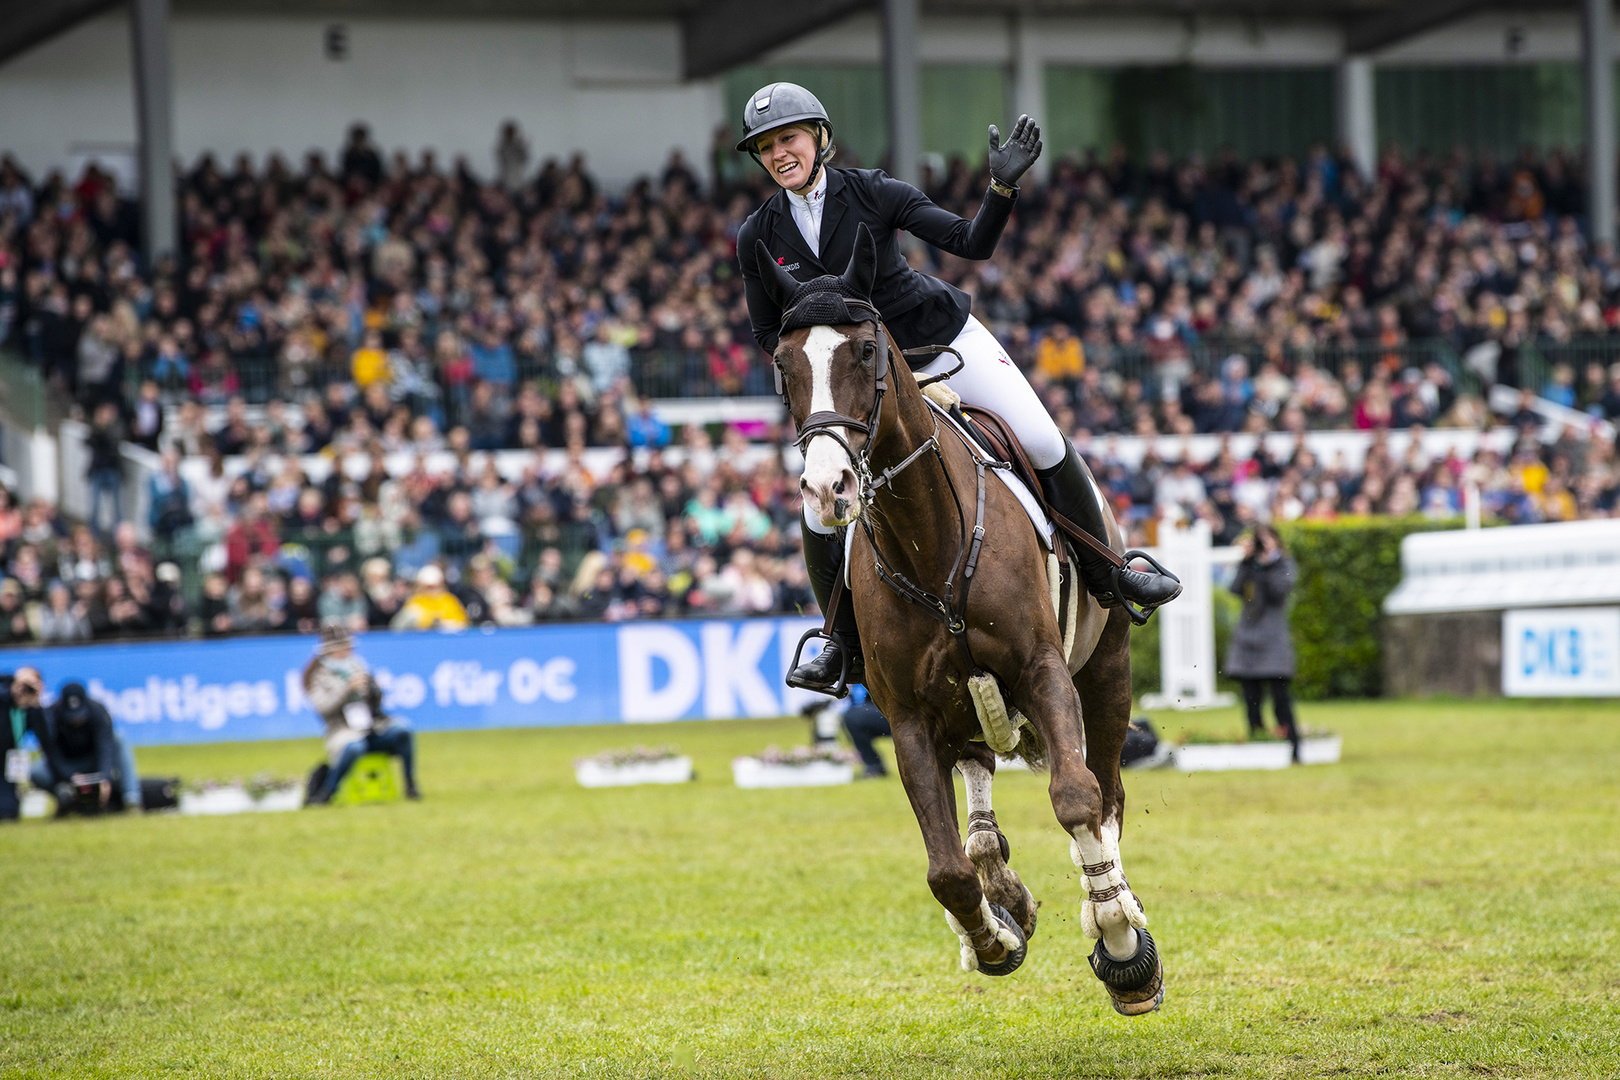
[775,296,891,498]
[778,295,996,674]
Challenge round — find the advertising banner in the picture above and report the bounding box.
[0,617,825,746]
[1501,607,1620,697]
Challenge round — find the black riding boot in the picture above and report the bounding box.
[787,522,865,693]
[1037,442,1182,619]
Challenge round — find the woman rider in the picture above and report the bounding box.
[735,83,1181,693]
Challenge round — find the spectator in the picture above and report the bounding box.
[225,493,279,582]
[36,681,142,814]
[1,667,52,821]
[1225,525,1300,761]
[85,401,124,539]
[390,564,468,630]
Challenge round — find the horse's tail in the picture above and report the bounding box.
[1007,715,1048,771]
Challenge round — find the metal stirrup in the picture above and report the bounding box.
[1108,549,1181,627]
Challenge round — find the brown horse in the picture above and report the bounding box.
[758,224,1163,1015]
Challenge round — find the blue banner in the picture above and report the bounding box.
[0,617,825,746]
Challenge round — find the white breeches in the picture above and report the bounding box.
[803,315,1065,538]
[912,316,1068,471]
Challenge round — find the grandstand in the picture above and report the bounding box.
[1,0,1618,645]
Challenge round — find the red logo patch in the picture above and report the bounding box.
[777,257,786,265]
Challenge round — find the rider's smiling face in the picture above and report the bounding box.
[757,126,818,194]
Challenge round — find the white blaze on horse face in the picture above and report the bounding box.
[799,325,862,526]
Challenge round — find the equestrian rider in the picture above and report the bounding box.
[735,83,1182,693]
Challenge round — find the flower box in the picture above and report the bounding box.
[179,775,305,815]
[1173,741,1294,772]
[732,757,855,788]
[1297,735,1342,765]
[575,756,694,788]
[179,787,259,815]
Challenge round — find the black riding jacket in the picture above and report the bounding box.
[738,167,1016,356]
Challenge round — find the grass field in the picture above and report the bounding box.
[3,698,1618,1079]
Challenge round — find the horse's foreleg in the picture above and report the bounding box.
[892,719,1025,975]
[956,744,1037,939]
[1073,607,1164,1015]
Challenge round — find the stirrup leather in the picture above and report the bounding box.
[788,626,855,699]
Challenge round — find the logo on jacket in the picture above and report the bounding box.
[777,258,800,271]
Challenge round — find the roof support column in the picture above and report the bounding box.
[1011,13,1047,184]
[881,0,920,187]
[1336,54,1376,183]
[130,0,176,267]
[1583,0,1616,248]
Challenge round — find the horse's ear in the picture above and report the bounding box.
[755,240,801,308]
[841,222,878,301]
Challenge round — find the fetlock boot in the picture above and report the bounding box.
[787,523,865,693]
[1037,442,1182,620]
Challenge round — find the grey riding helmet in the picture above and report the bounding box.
[737,82,834,178]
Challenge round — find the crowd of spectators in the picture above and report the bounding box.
[2,122,1619,643]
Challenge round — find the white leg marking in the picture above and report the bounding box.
[1070,815,1145,960]
[959,759,994,816]
[944,897,1021,972]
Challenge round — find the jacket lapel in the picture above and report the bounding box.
[817,169,847,267]
[766,190,823,272]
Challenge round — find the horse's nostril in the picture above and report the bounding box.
[799,477,808,490]
[833,479,845,495]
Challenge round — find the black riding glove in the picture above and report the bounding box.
[987,115,1042,190]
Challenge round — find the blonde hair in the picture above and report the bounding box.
[755,122,834,164]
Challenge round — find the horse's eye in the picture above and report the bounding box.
[862,341,876,363]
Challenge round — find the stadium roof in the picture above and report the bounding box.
[0,0,1577,80]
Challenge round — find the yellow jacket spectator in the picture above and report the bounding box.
[390,565,469,630]
[1035,323,1084,382]
[351,328,390,389]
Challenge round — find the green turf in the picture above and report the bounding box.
[2,699,1617,1079]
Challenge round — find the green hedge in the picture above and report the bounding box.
[1278,517,1459,699]
[1127,518,1457,703]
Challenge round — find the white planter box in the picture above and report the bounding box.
[253,788,306,812]
[180,788,258,815]
[1174,741,1294,772]
[575,756,694,788]
[732,758,854,789]
[1297,735,1342,765]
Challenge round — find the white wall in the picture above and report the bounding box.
[0,14,726,188]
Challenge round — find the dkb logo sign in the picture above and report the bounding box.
[1502,608,1620,697]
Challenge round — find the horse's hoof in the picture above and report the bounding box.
[1088,928,1163,1016]
[975,903,1027,977]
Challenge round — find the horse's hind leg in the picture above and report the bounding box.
[890,718,1026,976]
[1074,607,1163,1015]
[956,744,1037,939]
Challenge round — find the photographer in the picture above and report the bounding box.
[2,668,52,820]
[303,623,420,804]
[37,681,143,814]
[1225,525,1300,760]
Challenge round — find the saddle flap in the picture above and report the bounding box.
[960,406,1123,569]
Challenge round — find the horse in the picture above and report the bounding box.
[757,223,1164,1015]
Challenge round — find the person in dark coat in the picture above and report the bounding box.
[1,668,53,821]
[1225,525,1300,759]
[37,681,142,813]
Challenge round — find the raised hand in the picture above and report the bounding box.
[988,114,1043,188]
